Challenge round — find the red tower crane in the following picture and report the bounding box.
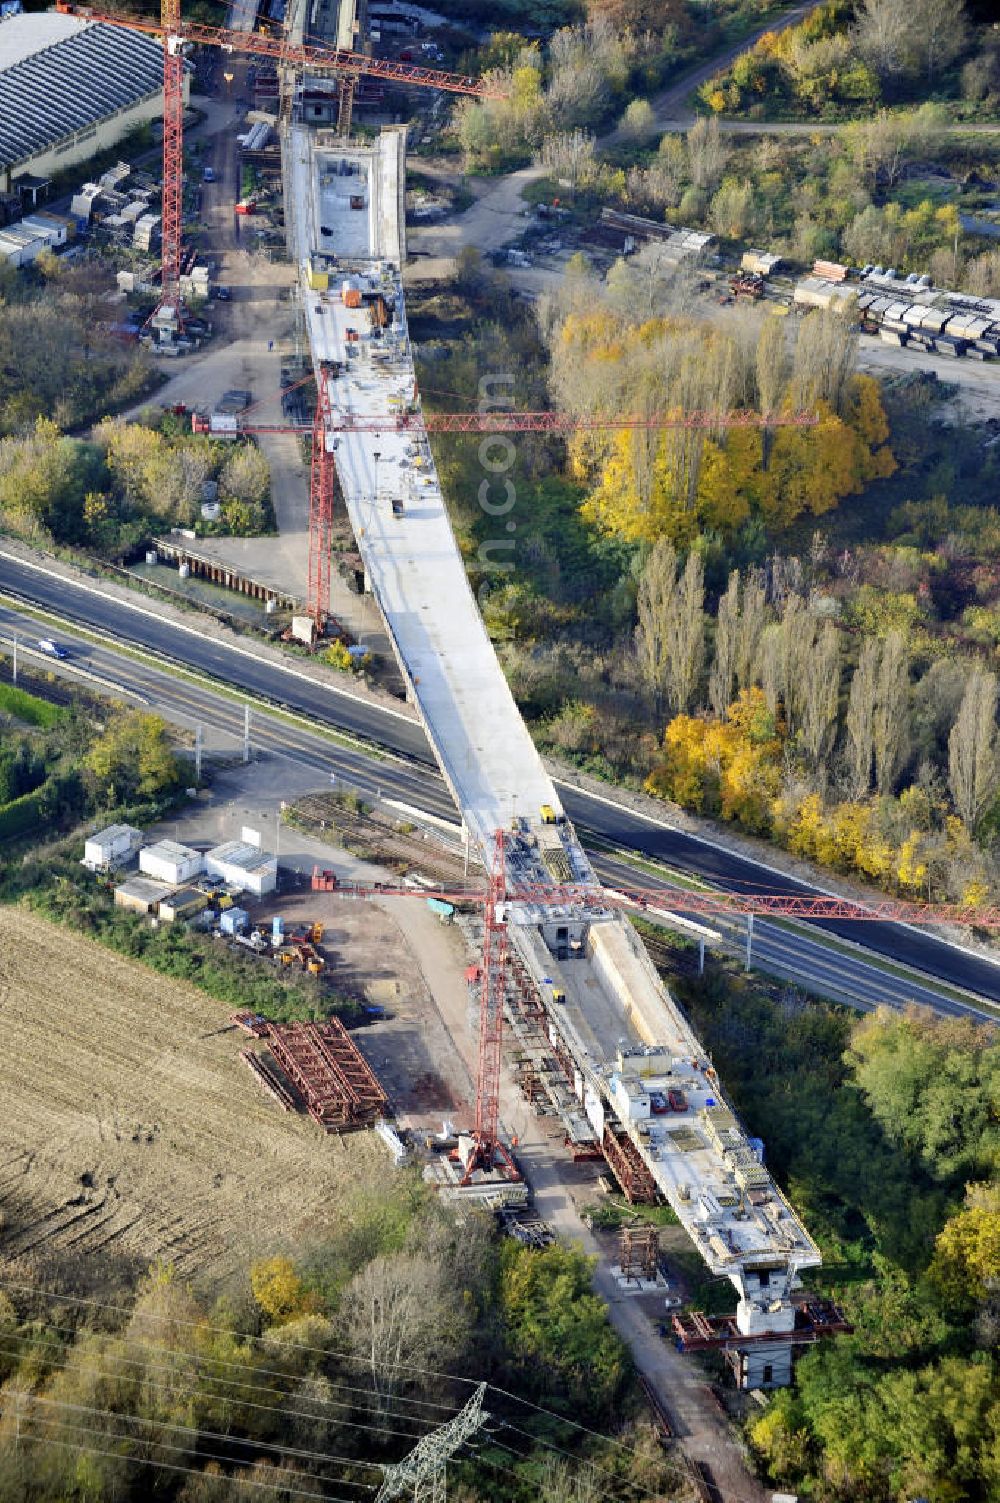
[312,850,1000,1182]
[464,828,515,1180]
[308,370,337,633]
[55,0,502,328]
[192,403,818,624]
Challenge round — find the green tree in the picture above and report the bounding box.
[220,445,271,532]
[930,1184,1000,1309]
[500,1243,629,1416]
[85,711,181,805]
[0,419,94,542]
[845,1008,1000,1184]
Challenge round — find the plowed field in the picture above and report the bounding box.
[0,907,381,1281]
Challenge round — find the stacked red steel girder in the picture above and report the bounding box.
[265,1019,388,1131]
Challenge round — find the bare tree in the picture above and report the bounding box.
[758,622,784,718]
[791,307,857,416]
[779,595,811,737]
[843,106,943,190]
[620,98,655,141]
[709,570,740,718]
[338,1252,471,1408]
[547,19,633,129]
[948,670,999,829]
[665,549,705,714]
[798,620,841,778]
[854,0,967,81]
[736,572,766,692]
[537,129,596,191]
[686,116,728,192]
[644,134,685,208]
[872,629,909,795]
[755,313,789,418]
[635,539,678,712]
[852,0,909,78]
[846,638,879,796]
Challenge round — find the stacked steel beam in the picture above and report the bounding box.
[266,1019,387,1130]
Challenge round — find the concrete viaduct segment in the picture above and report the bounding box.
[284,122,823,1388]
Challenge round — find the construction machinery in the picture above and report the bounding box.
[300,852,1000,1191]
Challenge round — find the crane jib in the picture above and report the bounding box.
[53,1,504,97]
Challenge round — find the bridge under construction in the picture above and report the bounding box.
[285,123,829,1389]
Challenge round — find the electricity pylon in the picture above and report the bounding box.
[376,1384,488,1503]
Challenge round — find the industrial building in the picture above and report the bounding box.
[0,11,178,197]
[0,207,75,264]
[114,874,176,915]
[158,886,209,923]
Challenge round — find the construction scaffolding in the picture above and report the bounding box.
[502,944,597,1152]
[621,1225,660,1283]
[602,1125,658,1205]
[672,1299,852,1355]
[241,1047,297,1111]
[265,1019,388,1130]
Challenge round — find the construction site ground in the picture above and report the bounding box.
[0,905,386,1288]
[249,887,475,1125]
[122,92,398,666]
[158,767,478,1131]
[159,779,766,1499]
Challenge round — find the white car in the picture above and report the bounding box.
[37,639,68,659]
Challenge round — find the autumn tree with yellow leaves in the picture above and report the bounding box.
[646,687,784,833]
[553,307,895,545]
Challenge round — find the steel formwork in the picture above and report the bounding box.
[602,1125,658,1205]
[266,1019,387,1130]
[241,1048,297,1111]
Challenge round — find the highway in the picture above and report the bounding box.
[2,552,1000,1013]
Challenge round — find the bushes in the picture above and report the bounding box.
[0,682,64,729]
[0,785,51,843]
[499,1242,630,1417]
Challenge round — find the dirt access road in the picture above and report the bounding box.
[361,897,767,1503]
[189,777,764,1502]
[404,1,819,275]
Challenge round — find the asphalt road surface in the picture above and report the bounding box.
[1,553,999,1013]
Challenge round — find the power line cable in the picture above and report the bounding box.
[21,1417,371,1491]
[15,1428,366,1503]
[0,1317,436,1431]
[0,1337,426,1446]
[15,1390,389,1476]
[0,1279,697,1487]
[0,1282,458,1414]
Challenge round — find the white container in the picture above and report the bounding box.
[139,839,204,885]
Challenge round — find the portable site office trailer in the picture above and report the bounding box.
[83,823,144,871]
[205,840,277,897]
[139,839,204,885]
